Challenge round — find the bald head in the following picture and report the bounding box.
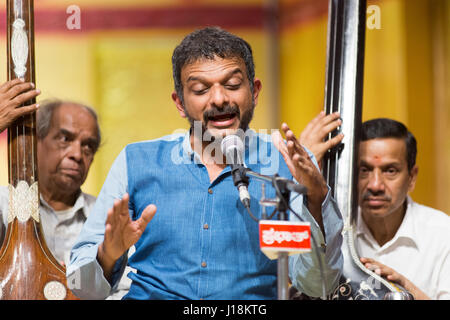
[36,101,101,204]
[36,99,101,152]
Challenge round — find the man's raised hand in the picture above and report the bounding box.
[272,123,329,235]
[97,193,157,281]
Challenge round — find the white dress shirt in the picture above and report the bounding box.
[355,196,450,299]
[0,185,132,299]
[0,186,95,266]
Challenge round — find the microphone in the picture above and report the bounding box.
[221,134,250,208]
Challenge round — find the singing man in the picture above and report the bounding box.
[67,26,344,300]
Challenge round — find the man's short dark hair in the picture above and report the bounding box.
[361,118,417,172]
[36,99,101,153]
[171,26,255,104]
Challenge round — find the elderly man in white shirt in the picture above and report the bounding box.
[0,82,101,268]
[299,112,450,300]
[0,80,130,299]
[356,196,449,299]
[355,118,449,300]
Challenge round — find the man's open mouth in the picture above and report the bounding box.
[207,113,238,127]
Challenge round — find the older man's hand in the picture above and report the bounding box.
[299,111,344,167]
[0,78,41,132]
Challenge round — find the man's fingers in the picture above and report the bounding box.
[287,140,296,160]
[360,257,374,264]
[386,273,401,282]
[119,193,130,216]
[364,262,382,274]
[322,118,342,135]
[292,153,303,170]
[104,209,115,240]
[11,103,39,118]
[320,112,340,125]
[111,198,123,226]
[310,113,342,142]
[0,104,40,130]
[324,133,344,150]
[273,128,309,179]
[285,129,299,146]
[303,111,325,132]
[305,111,340,130]
[137,204,157,230]
[109,194,130,219]
[281,122,290,133]
[284,128,308,156]
[3,82,36,100]
[106,207,118,229]
[0,78,24,93]
[272,131,296,174]
[293,153,314,173]
[112,199,122,212]
[271,130,288,157]
[361,258,393,278]
[281,123,304,150]
[11,89,41,106]
[362,259,404,286]
[361,258,378,270]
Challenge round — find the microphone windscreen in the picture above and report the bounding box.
[220,135,244,165]
[220,134,244,154]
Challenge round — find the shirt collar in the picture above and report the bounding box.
[40,190,89,219]
[395,196,419,249]
[181,128,257,165]
[356,195,419,251]
[356,209,378,248]
[181,129,201,163]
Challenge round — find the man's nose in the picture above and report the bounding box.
[68,141,82,162]
[367,170,385,193]
[209,84,229,108]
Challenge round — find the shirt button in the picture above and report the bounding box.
[208,188,213,194]
[201,261,207,268]
[203,223,209,230]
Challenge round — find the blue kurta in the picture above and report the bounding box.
[67,130,343,300]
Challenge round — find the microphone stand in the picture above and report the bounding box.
[243,169,307,300]
[273,177,290,301]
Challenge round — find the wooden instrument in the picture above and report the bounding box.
[322,0,412,300]
[0,0,78,300]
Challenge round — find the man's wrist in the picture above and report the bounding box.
[403,279,430,300]
[97,243,117,282]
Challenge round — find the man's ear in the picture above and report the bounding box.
[252,78,262,106]
[172,91,186,118]
[408,165,419,193]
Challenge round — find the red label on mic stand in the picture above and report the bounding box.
[259,220,311,260]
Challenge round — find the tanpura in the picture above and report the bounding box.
[0,0,78,300]
[321,0,412,300]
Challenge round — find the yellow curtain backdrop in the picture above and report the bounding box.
[279,0,450,214]
[0,0,448,214]
[89,30,274,190]
[0,1,275,197]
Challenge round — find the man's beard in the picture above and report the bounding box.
[184,102,255,142]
